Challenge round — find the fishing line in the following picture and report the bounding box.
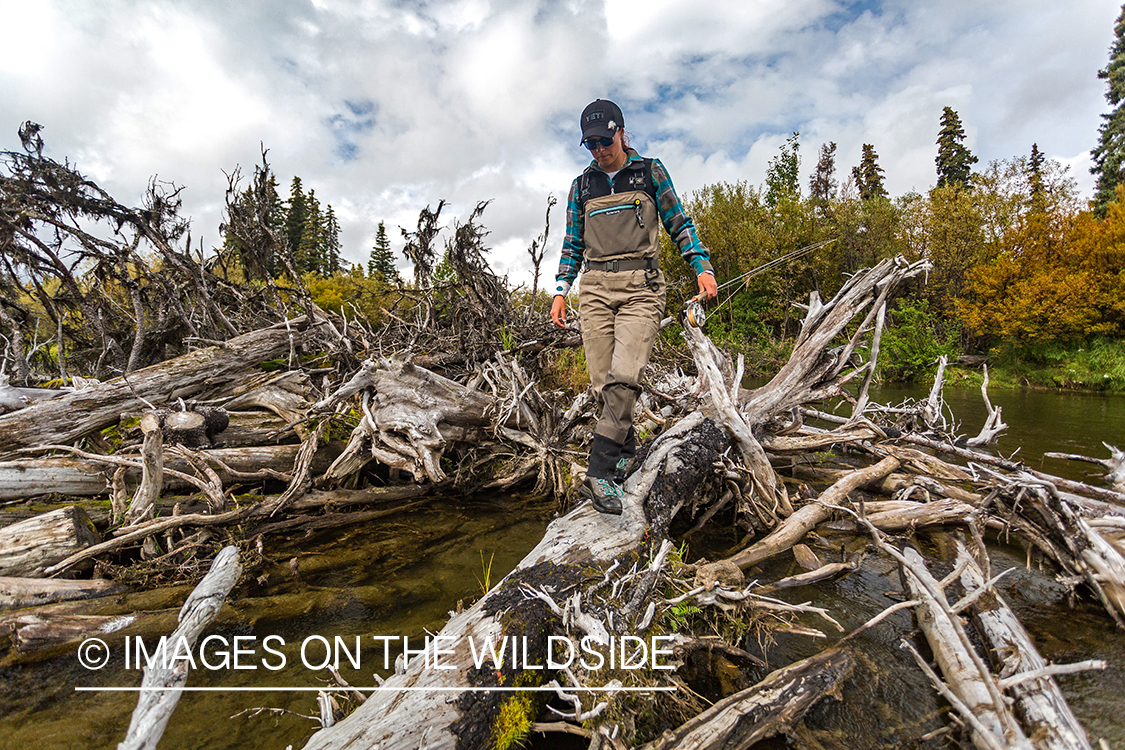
[684,238,835,327]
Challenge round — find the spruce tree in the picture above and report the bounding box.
[322,205,342,275]
[935,106,978,188]
[852,144,887,200]
[285,177,307,261]
[297,189,322,275]
[368,221,400,282]
[1092,4,1125,215]
[809,141,838,205]
[1029,143,1046,209]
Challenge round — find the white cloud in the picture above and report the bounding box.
[1,0,1118,285]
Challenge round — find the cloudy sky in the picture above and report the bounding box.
[1,0,1118,285]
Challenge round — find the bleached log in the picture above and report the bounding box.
[0,576,125,610]
[759,426,879,452]
[920,355,949,430]
[684,325,787,513]
[222,370,313,425]
[1044,443,1125,492]
[215,410,299,447]
[125,415,163,526]
[314,357,498,484]
[0,443,342,502]
[951,538,1094,750]
[901,546,1031,750]
[118,545,242,750]
[823,498,978,533]
[0,506,100,577]
[638,646,854,750]
[717,455,901,572]
[0,320,319,457]
[742,257,931,422]
[966,366,1007,447]
[790,462,984,506]
[755,561,859,592]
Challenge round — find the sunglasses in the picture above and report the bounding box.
[582,136,615,151]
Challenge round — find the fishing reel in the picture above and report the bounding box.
[684,294,707,328]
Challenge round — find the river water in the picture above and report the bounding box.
[1,385,1123,749]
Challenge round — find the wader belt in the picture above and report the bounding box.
[583,258,658,272]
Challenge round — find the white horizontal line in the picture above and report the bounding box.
[75,686,677,693]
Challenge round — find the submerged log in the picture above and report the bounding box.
[901,545,1031,750]
[0,576,125,611]
[0,506,100,577]
[3,611,139,653]
[313,357,500,484]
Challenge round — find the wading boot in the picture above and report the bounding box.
[582,475,624,515]
[581,433,625,515]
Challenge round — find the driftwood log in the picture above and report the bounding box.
[0,319,320,457]
[0,443,338,503]
[117,545,242,750]
[639,646,854,750]
[900,545,1033,750]
[949,537,1094,750]
[0,506,100,577]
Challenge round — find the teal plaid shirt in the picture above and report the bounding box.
[554,152,712,296]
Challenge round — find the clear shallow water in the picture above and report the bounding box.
[871,383,1125,483]
[0,494,555,750]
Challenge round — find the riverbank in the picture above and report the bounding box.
[710,331,1125,395]
[946,337,1125,393]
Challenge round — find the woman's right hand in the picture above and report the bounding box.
[550,295,567,328]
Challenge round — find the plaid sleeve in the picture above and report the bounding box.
[651,159,713,276]
[554,177,584,295]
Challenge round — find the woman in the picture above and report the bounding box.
[550,99,718,514]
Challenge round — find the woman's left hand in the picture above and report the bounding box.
[697,272,718,300]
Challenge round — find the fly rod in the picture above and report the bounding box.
[685,238,835,327]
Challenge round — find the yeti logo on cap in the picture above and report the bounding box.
[584,111,605,126]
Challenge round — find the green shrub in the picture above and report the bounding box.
[877,298,960,382]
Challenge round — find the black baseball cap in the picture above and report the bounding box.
[580,99,624,143]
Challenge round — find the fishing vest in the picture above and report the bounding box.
[578,157,661,264]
